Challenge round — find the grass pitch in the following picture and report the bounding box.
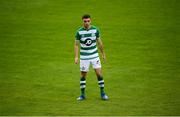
[0,0,180,115]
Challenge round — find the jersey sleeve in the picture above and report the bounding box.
[96,28,100,38]
[75,31,80,40]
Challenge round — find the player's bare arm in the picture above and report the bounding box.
[97,38,106,61]
[74,40,79,64]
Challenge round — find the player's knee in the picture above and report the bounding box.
[95,70,102,77]
[81,71,87,78]
[96,71,102,77]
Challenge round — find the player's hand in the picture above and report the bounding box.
[75,57,79,64]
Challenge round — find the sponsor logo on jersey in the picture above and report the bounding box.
[84,38,93,46]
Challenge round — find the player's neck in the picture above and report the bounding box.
[84,25,91,30]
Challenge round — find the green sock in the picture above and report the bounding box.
[97,76,105,94]
[80,77,86,96]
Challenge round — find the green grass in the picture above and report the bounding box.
[0,0,180,115]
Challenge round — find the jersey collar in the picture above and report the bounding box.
[83,25,92,31]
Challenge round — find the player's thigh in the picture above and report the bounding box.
[80,59,90,72]
[94,68,102,77]
[91,57,101,69]
[91,57,102,77]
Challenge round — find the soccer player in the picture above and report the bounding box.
[74,14,109,101]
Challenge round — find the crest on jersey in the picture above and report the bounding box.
[84,38,93,46]
[82,66,85,71]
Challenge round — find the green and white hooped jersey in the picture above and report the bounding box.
[75,25,100,60]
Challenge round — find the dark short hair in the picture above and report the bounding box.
[82,14,91,19]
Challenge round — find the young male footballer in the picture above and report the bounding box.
[74,14,109,101]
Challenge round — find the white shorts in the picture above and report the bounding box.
[80,57,101,72]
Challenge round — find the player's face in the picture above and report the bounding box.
[83,18,91,28]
